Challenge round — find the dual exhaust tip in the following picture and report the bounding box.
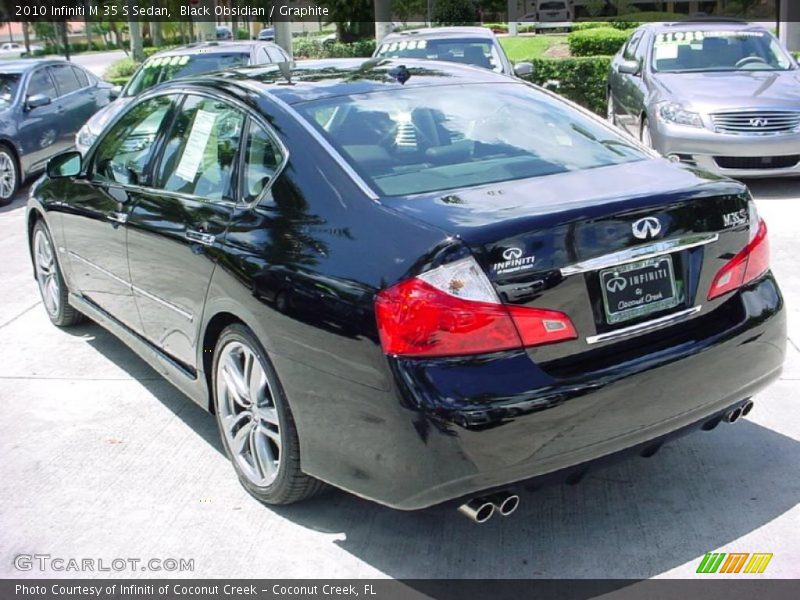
[725,400,754,424]
[457,490,519,523]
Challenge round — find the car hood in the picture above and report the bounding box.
[84,96,133,134]
[652,70,800,111]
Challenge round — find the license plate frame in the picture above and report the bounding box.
[600,256,680,325]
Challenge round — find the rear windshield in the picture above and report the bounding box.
[296,83,647,197]
[653,30,794,72]
[124,53,249,96]
[0,73,20,108]
[375,38,503,72]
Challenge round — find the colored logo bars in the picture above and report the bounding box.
[696,552,773,574]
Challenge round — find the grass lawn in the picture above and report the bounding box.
[499,35,563,61]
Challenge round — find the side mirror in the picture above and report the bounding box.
[618,59,641,76]
[26,93,51,111]
[109,85,123,100]
[47,151,82,179]
[514,62,534,77]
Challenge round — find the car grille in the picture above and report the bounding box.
[714,155,800,170]
[711,110,800,134]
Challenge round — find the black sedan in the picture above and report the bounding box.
[27,59,785,520]
[0,59,111,204]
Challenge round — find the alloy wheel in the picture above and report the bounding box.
[216,341,282,487]
[0,151,16,200]
[34,229,60,317]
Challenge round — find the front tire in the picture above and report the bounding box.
[212,324,325,505]
[0,146,20,206]
[32,221,84,327]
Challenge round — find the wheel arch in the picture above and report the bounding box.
[26,207,46,279]
[0,137,23,181]
[200,311,245,413]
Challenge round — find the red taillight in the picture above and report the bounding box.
[708,218,769,300]
[375,257,576,358]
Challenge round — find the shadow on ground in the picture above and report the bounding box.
[71,316,800,579]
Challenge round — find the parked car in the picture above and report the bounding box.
[76,41,291,155]
[374,27,533,77]
[29,59,785,519]
[216,26,234,41]
[257,28,275,42]
[0,59,111,205]
[608,21,800,178]
[534,0,572,22]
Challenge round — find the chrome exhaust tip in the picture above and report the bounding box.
[457,498,495,523]
[725,407,743,423]
[488,491,520,517]
[741,400,754,417]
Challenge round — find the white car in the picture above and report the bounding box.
[0,42,42,56]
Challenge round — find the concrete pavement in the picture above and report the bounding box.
[0,179,798,579]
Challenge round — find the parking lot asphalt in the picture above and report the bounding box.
[0,178,798,580]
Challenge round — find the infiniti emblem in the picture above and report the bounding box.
[606,274,627,293]
[750,118,769,127]
[632,217,662,240]
[502,247,524,260]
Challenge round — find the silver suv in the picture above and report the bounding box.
[607,21,800,178]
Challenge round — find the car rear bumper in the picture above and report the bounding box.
[651,119,800,178]
[291,274,784,510]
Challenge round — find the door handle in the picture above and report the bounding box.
[107,211,128,224]
[185,230,216,246]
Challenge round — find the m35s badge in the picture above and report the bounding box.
[723,209,748,228]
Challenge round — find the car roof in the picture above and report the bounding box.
[645,20,770,34]
[150,42,269,58]
[0,59,73,73]
[178,57,514,105]
[381,27,496,43]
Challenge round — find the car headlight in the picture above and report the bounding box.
[76,126,98,153]
[658,103,704,128]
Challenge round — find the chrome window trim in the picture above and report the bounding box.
[560,232,719,277]
[586,306,702,345]
[262,89,381,201]
[68,251,194,322]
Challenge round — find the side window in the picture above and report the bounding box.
[623,31,644,61]
[242,121,285,204]
[259,48,271,64]
[27,69,57,99]
[92,95,175,186]
[633,33,649,63]
[49,65,81,96]
[156,95,245,201]
[72,66,89,88]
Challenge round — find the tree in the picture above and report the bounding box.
[316,0,376,42]
[393,0,426,24]
[433,0,477,26]
[32,22,60,49]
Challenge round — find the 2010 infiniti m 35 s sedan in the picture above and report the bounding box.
[27,59,785,520]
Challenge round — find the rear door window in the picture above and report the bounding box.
[49,65,81,96]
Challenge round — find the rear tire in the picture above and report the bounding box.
[212,324,326,505]
[32,221,85,327]
[0,146,20,206]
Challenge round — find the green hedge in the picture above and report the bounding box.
[293,38,376,59]
[568,27,632,57]
[519,56,612,116]
[104,57,139,82]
